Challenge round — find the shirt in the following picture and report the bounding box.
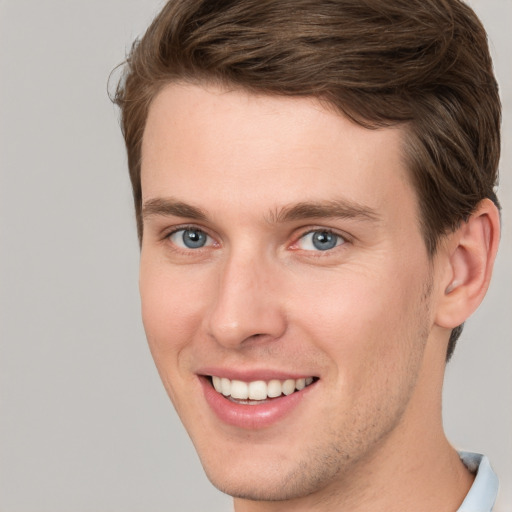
[457,452,499,512]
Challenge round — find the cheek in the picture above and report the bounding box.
[291,266,400,339]
[290,262,428,379]
[139,261,216,415]
[294,269,431,444]
[139,260,210,362]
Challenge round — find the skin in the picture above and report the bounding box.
[139,83,498,511]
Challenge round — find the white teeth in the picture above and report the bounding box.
[295,378,306,391]
[248,380,267,400]
[267,379,282,398]
[210,376,316,401]
[230,380,249,399]
[221,377,231,396]
[212,376,222,393]
[282,379,296,396]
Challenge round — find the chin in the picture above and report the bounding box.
[205,468,316,502]
[197,441,345,503]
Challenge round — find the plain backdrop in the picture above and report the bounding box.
[0,1,510,511]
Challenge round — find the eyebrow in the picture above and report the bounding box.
[270,199,381,224]
[142,197,381,224]
[142,197,208,221]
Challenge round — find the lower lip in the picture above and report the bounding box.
[200,377,315,429]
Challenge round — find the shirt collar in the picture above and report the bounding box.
[457,452,499,512]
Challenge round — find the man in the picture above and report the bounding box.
[114,0,502,510]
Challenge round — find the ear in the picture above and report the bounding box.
[435,198,500,330]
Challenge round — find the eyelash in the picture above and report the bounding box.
[291,229,347,254]
[163,225,350,255]
[164,225,216,252]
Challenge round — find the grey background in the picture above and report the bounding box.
[0,1,510,511]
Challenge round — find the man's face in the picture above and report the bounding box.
[140,83,440,502]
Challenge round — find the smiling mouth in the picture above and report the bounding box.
[208,376,318,404]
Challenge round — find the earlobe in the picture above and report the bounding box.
[435,198,500,330]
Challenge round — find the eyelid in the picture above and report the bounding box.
[164,224,219,250]
[290,227,349,252]
[160,223,350,254]
[163,223,210,238]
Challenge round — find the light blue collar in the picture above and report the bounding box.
[457,452,499,512]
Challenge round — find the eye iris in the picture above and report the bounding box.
[312,231,338,250]
[182,229,207,248]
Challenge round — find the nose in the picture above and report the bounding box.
[205,251,287,349]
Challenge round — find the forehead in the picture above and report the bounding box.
[141,83,415,223]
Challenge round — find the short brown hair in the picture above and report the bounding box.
[113,0,501,359]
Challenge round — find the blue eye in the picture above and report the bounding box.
[298,230,344,251]
[169,228,211,249]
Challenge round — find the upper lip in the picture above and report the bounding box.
[197,367,318,382]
